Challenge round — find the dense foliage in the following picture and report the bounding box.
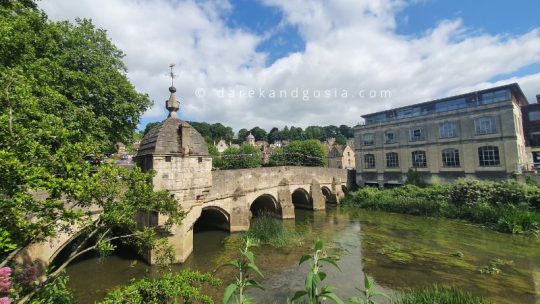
[188,121,235,144]
[143,122,354,145]
[0,2,182,302]
[99,271,220,304]
[0,0,153,252]
[344,179,540,234]
[269,140,327,167]
[212,144,262,170]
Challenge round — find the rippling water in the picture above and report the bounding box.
[66,207,540,303]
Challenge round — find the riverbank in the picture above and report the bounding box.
[343,179,540,234]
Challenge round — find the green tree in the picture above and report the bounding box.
[335,134,347,146]
[338,124,354,138]
[237,128,249,143]
[249,126,268,142]
[271,140,326,167]
[216,144,262,170]
[0,3,180,302]
[281,126,291,141]
[304,126,326,141]
[289,126,304,140]
[211,123,234,142]
[268,127,280,144]
[324,125,339,138]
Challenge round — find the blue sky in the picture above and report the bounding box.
[41,0,540,131]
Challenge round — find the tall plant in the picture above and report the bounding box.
[348,273,388,304]
[222,237,264,304]
[290,240,343,304]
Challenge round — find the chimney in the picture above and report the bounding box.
[537,94,540,104]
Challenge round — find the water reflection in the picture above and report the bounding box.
[66,207,540,304]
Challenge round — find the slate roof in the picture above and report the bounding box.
[136,117,209,157]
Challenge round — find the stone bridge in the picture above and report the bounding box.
[16,86,351,268]
[163,166,348,263]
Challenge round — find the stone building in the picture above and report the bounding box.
[215,139,229,153]
[521,95,540,170]
[135,86,213,263]
[354,83,529,186]
[246,132,255,146]
[328,145,355,169]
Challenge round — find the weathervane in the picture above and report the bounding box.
[169,63,177,87]
[166,63,180,117]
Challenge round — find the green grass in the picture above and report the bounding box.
[244,214,301,247]
[396,285,489,304]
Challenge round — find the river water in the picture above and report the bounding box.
[66,207,540,303]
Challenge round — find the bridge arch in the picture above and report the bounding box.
[250,194,281,218]
[194,206,230,232]
[321,186,337,204]
[291,188,312,210]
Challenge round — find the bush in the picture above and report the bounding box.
[214,144,262,170]
[344,179,540,234]
[99,271,220,304]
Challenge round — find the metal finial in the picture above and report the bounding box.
[169,63,176,87]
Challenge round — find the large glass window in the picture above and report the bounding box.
[530,132,540,147]
[442,148,460,167]
[362,133,374,146]
[385,131,397,144]
[410,127,425,141]
[396,107,421,119]
[439,122,458,138]
[386,152,399,168]
[364,154,375,169]
[478,146,500,166]
[411,151,427,168]
[529,111,540,121]
[435,98,467,113]
[475,117,497,135]
[480,89,510,105]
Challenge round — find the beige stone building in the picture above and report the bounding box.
[215,139,229,153]
[328,145,355,169]
[354,83,529,186]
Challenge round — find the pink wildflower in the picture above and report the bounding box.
[0,267,11,293]
[19,265,37,285]
[0,297,10,304]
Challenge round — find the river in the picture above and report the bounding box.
[65,207,540,303]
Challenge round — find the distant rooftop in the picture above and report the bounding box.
[361,83,528,125]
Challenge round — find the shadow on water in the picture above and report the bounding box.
[66,207,540,304]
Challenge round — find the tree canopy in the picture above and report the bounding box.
[0,2,180,302]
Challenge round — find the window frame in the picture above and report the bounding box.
[364,154,376,169]
[386,152,399,168]
[439,121,458,138]
[475,117,497,135]
[384,131,397,144]
[411,150,427,168]
[409,126,425,142]
[441,148,460,167]
[478,146,500,167]
[362,133,374,146]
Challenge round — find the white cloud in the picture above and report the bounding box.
[40,0,540,130]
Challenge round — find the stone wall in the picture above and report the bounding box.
[206,166,348,201]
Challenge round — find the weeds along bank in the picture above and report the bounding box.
[343,179,540,234]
